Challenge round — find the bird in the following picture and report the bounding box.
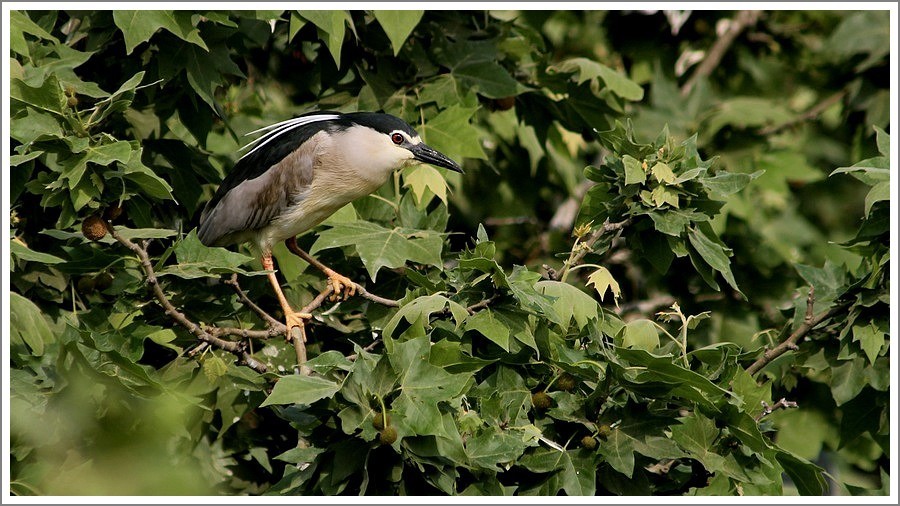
[198,111,463,340]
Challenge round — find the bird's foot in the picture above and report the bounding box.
[284,310,313,342]
[325,270,357,302]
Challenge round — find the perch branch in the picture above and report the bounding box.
[681,10,762,96]
[745,287,851,376]
[106,222,266,373]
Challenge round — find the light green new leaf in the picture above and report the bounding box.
[373,11,424,56]
[650,162,676,184]
[10,292,54,356]
[261,374,342,406]
[403,164,448,205]
[623,155,645,185]
[586,266,621,304]
[311,220,444,280]
[113,11,208,54]
[621,319,659,351]
[465,309,510,351]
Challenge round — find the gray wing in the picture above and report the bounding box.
[198,138,319,247]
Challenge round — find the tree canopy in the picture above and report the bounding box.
[7,9,892,496]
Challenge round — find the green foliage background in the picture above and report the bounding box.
[7,9,892,496]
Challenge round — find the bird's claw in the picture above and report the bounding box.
[327,272,356,302]
[284,311,312,342]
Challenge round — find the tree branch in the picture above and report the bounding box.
[745,287,852,376]
[224,274,282,328]
[757,89,848,135]
[681,10,762,96]
[106,222,267,373]
[754,398,799,422]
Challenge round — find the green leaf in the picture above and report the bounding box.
[775,451,828,496]
[699,170,763,196]
[10,11,56,55]
[622,154,645,185]
[598,428,636,478]
[585,266,620,304]
[202,355,228,383]
[158,230,257,279]
[300,10,353,67]
[113,11,208,54]
[465,430,530,471]
[707,97,793,135]
[10,292,54,356]
[419,105,487,161]
[687,225,742,295]
[864,182,889,217]
[671,415,726,474]
[11,74,65,114]
[10,239,65,265]
[383,294,457,339]
[552,57,644,100]
[852,322,884,365]
[373,11,424,56]
[620,319,659,351]
[453,61,520,99]
[465,309,510,351]
[311,220,444,281]
[536,280,599,328]
[260,374,342,406]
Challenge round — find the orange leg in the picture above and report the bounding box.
[261,253,311,341]
[285,238,357,302]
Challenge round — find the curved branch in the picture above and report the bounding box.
[106,222,266,373]
[681,10,762,96]
[746,287,852,376]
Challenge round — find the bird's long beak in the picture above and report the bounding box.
[410,143,464,174]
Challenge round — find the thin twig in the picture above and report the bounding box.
[106,222,266,373]
[346,339,384,361]
[745,287,851,376]
[562,218,632,280]
[754,398,799,422]
[225,274,282,328]
[681,10,762,96]
[757,89,848,135]
[466,294,501,315]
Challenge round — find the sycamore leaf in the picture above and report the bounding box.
[311,220,444,281]
[373,11,424,56]
[585,266,620,306]
[403,164,449,206]
[261,375,342,406]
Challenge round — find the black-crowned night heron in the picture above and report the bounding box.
[198,111,463,340]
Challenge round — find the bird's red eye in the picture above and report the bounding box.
[391,133,404,145]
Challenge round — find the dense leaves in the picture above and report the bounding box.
[8,9,890,497]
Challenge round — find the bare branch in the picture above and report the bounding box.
[746,287,851,376]
[755,398,799,422]
[106,222,266,373]
[681,11,762,96]
[757,89,847,135]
